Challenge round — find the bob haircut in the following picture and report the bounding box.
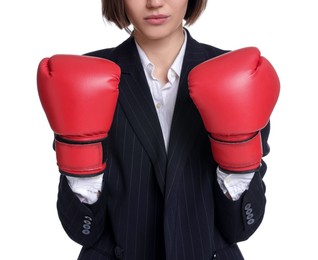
[102,0,207,31]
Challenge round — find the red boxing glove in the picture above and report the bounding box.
[188,47,280,172]
[37,55,120,176]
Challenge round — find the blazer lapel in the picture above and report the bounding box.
[110,37,167,194]
[165,32,209,199]
[162,32,213,257]
[107,32,215,197]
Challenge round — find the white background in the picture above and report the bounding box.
[1,0,317,259]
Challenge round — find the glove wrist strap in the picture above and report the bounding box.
[54,135,107,177]
[210,131,262,173]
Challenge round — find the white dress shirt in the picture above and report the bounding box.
[135,36,185,151]
[67,33,254,204]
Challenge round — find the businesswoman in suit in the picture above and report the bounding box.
[37,0,280,259]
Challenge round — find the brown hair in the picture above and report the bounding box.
[102,0,207,31]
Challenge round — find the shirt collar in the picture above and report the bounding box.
[135,30,187,79]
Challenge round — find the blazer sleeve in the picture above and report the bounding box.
[213,122,270,244]
[56,174,108,247]
[54,48,115,247]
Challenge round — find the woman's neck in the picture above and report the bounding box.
[134,27,185,84]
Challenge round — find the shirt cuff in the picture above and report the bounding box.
[216,167,254,201]
[66,174,103,204]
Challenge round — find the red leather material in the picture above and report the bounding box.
[188,47,280,172]
[55,140,106,176]
[37,55,120,176]
[210,132,262,172]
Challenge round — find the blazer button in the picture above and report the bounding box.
[244,203,255,225]
[244,203,252,210]
[82,216,92,235]
[212,252,217,259]
[114,246,124,259]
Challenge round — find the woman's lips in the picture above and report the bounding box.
[144,15,169,25]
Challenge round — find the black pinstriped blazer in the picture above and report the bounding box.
[57,29,269,260]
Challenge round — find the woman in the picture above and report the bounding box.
[38,0,279,259]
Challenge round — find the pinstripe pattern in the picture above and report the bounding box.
[56,30,268,260]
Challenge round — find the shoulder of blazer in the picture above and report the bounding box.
[183,28,229,59]
[83,47,116,59]
[201,42,229,58]
[83,36,136,63]
[83,29,229,64]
